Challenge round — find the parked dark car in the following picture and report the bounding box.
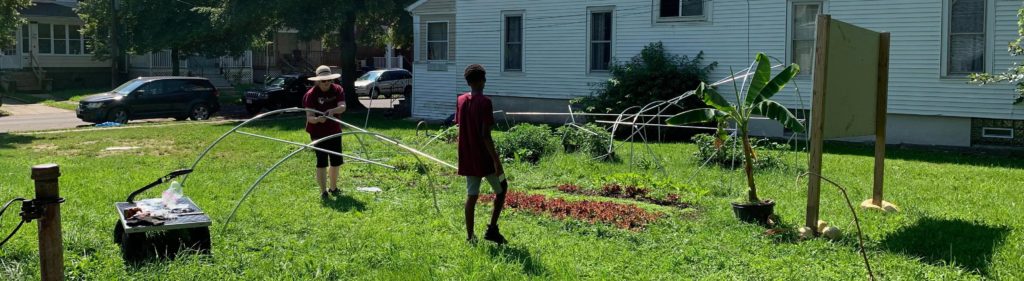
[76,77,221,124]
[243,73,315,115]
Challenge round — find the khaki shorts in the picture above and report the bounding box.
[466,174,504,196]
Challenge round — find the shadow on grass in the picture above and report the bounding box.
[487,244,548,277]
[0,133,40,149]
[322,194,366,212]
[880,217,1011,276]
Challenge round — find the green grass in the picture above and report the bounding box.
[0,113,1022,280]
[6,88,107,110]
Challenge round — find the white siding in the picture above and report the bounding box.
[411,0,1024,120]
[411,63,459,120]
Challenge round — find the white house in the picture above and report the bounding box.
[1,0,109,91]
[405,0,1024,147]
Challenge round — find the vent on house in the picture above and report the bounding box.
[981,127,1014,139]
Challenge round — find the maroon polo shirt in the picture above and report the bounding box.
[302,83,344,138]
[455,92,496,177]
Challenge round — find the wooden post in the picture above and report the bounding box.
[31,164,63,281]
[806,14,832,233]
[862,32,899,212]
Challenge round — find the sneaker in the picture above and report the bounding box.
[484,224,508,244]
[328,188,342,196]
[321,191,330,200]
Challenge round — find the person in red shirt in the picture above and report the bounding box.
[456,64,508,244]
[303,65,347,199]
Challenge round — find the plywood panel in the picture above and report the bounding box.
[822,19,881,138]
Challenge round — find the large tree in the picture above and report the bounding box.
[207,0,414,112]
[0,0,31,47]
[79,0,249,76]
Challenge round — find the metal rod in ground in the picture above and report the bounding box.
[32,164,62,281]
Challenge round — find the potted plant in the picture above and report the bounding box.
[668,53,805,225]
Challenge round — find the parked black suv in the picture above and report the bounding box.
[77,77,221,124]
[243,73,315,115]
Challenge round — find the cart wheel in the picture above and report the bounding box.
[113,220,124,245]
[187,227,212,253]
[120,231,148,263]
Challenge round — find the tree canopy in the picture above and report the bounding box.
[0,0,32,47]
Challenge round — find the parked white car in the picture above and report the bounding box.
[354,69,412,99]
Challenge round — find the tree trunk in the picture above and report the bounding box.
[171,48,180,76]
[340,1,367,112]
[109,0,120,87]
[741,128,760,203]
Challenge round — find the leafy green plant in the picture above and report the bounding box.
[577,42,717,114]
[970,6,1024,104]
[668,53,804,203]
[556,123,612,160]
[691,133,790,170]
[496,124,557,163]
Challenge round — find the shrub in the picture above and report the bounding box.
[576,42,717,115]
[436,125,458,143]
[495,124,557,163]
[691,133,790,170]
[556,123,613,160]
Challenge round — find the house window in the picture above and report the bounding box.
[659,0,704,21]
[589,10,613,72]
[982,127,1013,139]
[69,25,83,55]
[948,0,986,75]
[426,22,449,61]
[791,2,821,77]
[37,24,91,55]
[2,31,15,55]
[504,15,523,71]
[21,25,29,54]
[38,24,52,54]
[53,25,67,55]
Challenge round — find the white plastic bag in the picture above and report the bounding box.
[162,181,183,208]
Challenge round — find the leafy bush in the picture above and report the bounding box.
[691,133,790,170]
[495,124,557,163]
[436,125,458,143]
[556,123,613,159]
[577,42,717,114]
[557,183,581,193]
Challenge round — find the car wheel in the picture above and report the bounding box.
[245,104,261,115]
[189,103,211,121]
[371,88,381,99]
[107,108,129,124]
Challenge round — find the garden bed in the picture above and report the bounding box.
[480,191,663,231]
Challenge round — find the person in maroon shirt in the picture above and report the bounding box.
[456,64,508,244]
[303,65,347,199]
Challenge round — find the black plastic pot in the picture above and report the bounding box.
[731,200,775,225]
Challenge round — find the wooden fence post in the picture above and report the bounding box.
[32,163,63,281]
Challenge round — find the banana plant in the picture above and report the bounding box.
[668,53,805,203]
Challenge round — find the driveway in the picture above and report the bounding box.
[0,98,91,133]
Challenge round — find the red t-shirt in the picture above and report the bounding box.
[302,84,344,138]
[455,92,496,177]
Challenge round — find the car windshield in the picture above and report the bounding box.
[112,80,147,95]
[357,71,383,81]
[267,77,289,87]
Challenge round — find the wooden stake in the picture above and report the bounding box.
[862,32,899,212]
[32,164,63,281]
[806,14,832,233]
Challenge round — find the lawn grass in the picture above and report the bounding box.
[6,88,108,110]
[0,113,1021,280]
